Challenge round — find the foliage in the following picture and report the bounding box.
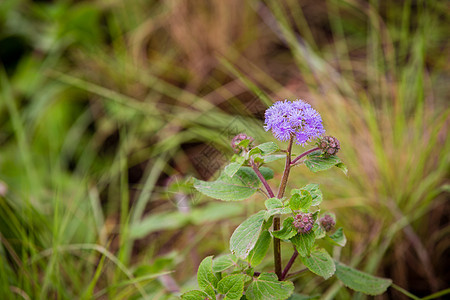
[183,133,393,299]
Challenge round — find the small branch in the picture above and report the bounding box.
[251,160,275,198]
[290,147,320,166]
[281,249,298,280]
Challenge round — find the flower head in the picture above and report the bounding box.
[319,214,335,232]
[293,212,315,234]
[264,100,325,145]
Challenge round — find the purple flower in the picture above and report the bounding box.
[264,100,325,145]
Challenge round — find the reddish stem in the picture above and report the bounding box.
[290,147,320,166]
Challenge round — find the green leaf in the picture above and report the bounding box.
[304,151,344,173]
[247,230,271,266]
[335,162,348,175]
[213,254,237,273]
[181,290,209,300]
[289,189,312,211]
[327,228,346,247]
[303,184,323,206]
[313,223,326,239]
[300,249,336,280]
[249,142,279,156]
[230,211,266,259]
[217,274,249,300]
[290,231,315,257]
[335,262,392,295]
[197,256,219,299]
[224,157,246,177]
[287,293,321,300]
[194,167,273,201]
[272,217,297,240]
[245,272,294,300]
[263,154,285,163]
[265,198,283,209]
[264,207,292,221]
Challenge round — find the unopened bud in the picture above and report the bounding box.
[318,136,340,156]
[231,133,254,154]
[293,213,315,234]
[319,214,335,232]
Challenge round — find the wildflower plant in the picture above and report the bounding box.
[182,100,392,299]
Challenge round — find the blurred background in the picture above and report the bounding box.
[0,0,448,299]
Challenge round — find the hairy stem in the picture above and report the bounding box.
[281,249,298,280]
[251,160,275,198]
[290,146,320,166]
[273,137,294,280]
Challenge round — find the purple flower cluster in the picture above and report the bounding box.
[264,100,325,145]
[293,213,315,234]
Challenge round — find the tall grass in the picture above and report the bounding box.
[0,0,448,299]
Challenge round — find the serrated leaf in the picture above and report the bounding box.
[289,189,312,211]
[272,217,297,240]
[300,248,336,279]
[194,167,273,201]
[225,157,246,177]
[304,151,343,173]
[249,142,279,156]
[265,198,283,209]
[264,207,292,221]
[247,230,271,266]
[213,254,237,273]
[181,290,209,300]
[290,231,315,257]
[335,262,392,295]
[218,274,248,300]
[230,211,266,259]
[245,273,294,300]
[327,228,346,247]
[197,256,219,299]
[302,184,322,206]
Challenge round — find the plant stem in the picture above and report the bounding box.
[277,137,294,199]
[251,160,275,198]
[290,147,320,166]
[273,137,294,280]
[281,249,298,280]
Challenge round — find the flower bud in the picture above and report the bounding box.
[293,213,315,234]
[319,214,335,232]
[231,133,254,154]
[318,136,340,156]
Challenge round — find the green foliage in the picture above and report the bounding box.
[304,151,347,174]
[335,262,392,295]
[247,230,271,266]
[271,217,297,240]
[290,232,316,257]
[181,290,209,300]
[193,167,273,201]
[197,256,219,299]
[212,254,238,273]
[245,273,294,300]
[230,211,267,259]
[217,274,249,300]
[289,189,312,211]
[327,228,347,247]
[300,249,336,280]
